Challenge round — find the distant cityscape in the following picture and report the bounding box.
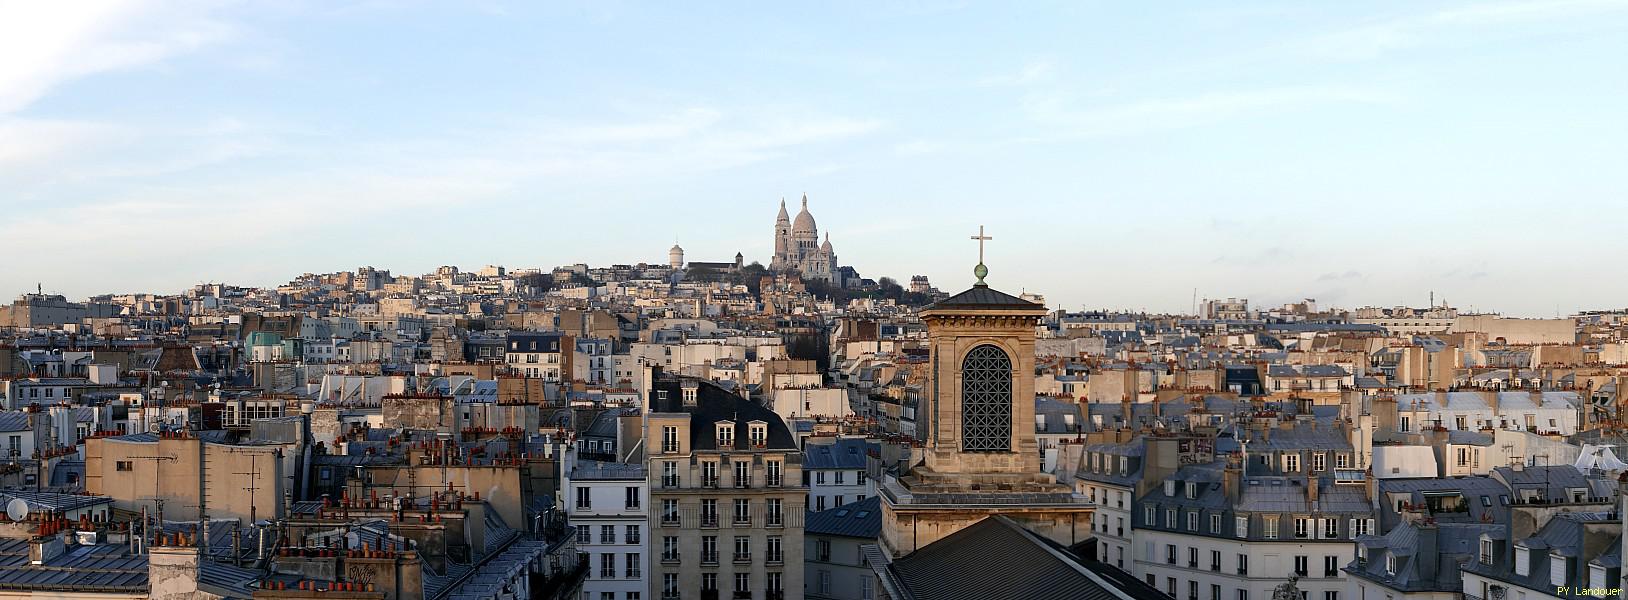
[0,200,1626,600]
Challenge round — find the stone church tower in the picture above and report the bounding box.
[770,195,838,282]
[878,260,1093,557]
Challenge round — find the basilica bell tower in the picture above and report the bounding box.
[877,227,1093,557]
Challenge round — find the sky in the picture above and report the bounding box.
[2,1,1625,316]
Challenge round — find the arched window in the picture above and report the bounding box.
[961,344,1012,452]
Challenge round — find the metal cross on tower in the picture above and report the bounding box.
[970,225,992,285]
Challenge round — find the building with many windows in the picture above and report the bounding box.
[803,437,873,512]
[566,459,649,600]
[646,374,805,600]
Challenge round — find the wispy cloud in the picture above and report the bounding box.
[978,58,1057,87]
[1020,85,1393,139]
[1302,0,1628,60]
[0,2,233,114]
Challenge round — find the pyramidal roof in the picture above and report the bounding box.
[925,284,1044,311]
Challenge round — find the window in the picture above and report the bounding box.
[702,461,718,487]
[1294,518,1310,539]
[817,570,832,594]
[767,498,783,526]
[1336,453,1351,469]
[1325,593,1338,600]
[1352,518,1374,536]
[702,573,717,591]
[734,536,751,562]
[836,471,846,485]
[1189,580,1199,600]
[1312,453,1325,471]
[662,573,678,599]
[1210,514,1221,533]
[767,536,782,563]
[734,461,750,487]
[701,499,718,526]
[1146,506,1157,525]
[1235,515,1249,538]
[601,525,615,544]
[1167,578,1176,596]
[116,461,133,472]
[576,525,590,544]
[1324,555,1338,577]
[816,472,826,485]
[626,486,641,509]
[1457,448,1470,467]
[1294,555,1308,577]
[1285,454,1300,472]
[1238,554,1248,575]
[733,572,750,594]
[1213,585,1222,600]
[1322,518,1338,539]
[600,553,616,579]
[769,572,784,594]
[749,424,767,447]
[1166,509,1176,528]
[1264,516,1278,539]
[1189,547,1199,568]
[661,499,679,525]
[1479,539,1493,565]
[1549,553,1566,586]
[716,423,734,447]
[626,553,640,578]
[960,345,1013,452]
[1210,550,1221,571]
[1166,544,1177,565]
[661,462,678,487]
[767,460,782,486]
[1187,512,1198,531]
[1386,553,1397,575]
[702,536,718,563]
[626,525,639,544]
[816,539,831,562]
[661,426,679,453]
[1239,590,1248,600]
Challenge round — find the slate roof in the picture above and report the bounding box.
[648,374,798,451]
[0,538,147,593]
[805,496,882,539]
[884,516,1119,600]
[804,438,871,470]
[924,285,1044,311]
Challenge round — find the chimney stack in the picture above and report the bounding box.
[1306,473,1319,503]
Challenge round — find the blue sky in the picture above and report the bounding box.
[2,1,1625,316]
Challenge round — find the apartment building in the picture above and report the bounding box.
[567,459,649,600]
[647,375,805,600]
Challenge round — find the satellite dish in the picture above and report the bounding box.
[6,499,29,522]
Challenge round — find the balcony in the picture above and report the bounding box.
[661,515,680,527]
[701,552,719,565]
[701,515,719,528]
[661,476,680,488]
[766,592,785,600]
[766,475,782,487]
[734,592,753,599]
[734,515,752,526]
[733,552,752,564]
[735,477,752,489]
[766,514,783,528]
[703,477,719,488]
[699,591,718,600]
[661,553,680,564]
[766,552,783,565]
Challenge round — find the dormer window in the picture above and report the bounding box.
[1515,545,1530,576]
[682,385,698,406]
[1550,553,1567,585]
[716,423,735,447]
[1185,482,1197,499]
[1165,480,1177,497]
[1385,553,1396,575]
[748,422,767,447]
[1479,538,1493,565]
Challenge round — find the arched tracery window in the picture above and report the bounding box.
[961,344,1012,452]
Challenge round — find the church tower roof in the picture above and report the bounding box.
[776,197,790,223]
[820,232,833,252]
[792,194,817,233]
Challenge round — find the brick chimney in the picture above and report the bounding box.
[1306,473,1319,503]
